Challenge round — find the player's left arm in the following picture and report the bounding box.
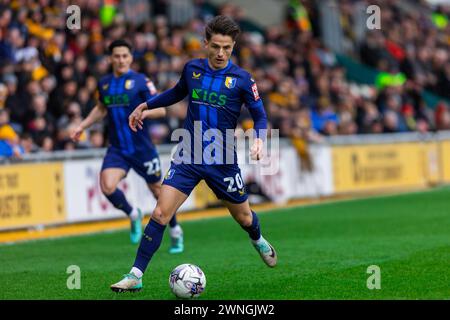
[138,76,168,119]
[242,74,268,160]
[130,67,189,131]
[142,108,167,119]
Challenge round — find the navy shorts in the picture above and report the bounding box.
[101,147,162,184]
[162,162,248,204]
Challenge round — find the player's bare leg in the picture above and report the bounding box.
[224,199,277,267]
[100,168,127,196]
[100,168,142,243]
[147,184,188,225]
[147,182,184,254]
[111,185,188,292]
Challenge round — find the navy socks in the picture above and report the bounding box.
[105,189,132,215]
[133,219,166,273]
[241,211,261,241]
[169,214,178,228]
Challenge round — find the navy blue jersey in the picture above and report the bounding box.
[97,70,158,155]
[154,58,265,164]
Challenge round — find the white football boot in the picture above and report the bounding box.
[252,236,277,268]
[110,272,142,293]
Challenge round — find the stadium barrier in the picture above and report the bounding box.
[0,132,449,231]
[331,141,439,193]
[0,162,65,230]
[328,131,449,194]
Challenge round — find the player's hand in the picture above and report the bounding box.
[70,125,84,142]
[129,103,147,132]
[250,138,264,161]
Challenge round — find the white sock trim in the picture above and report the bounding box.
[129,208,139,221]
[251,235,264,245]
[130,267,143,278]
[169,224,183,238]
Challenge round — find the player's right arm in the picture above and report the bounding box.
[70,102,107,142]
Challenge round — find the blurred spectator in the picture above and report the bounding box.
[310,96,338,135]
[0,108,22,158]
[0,82,7,109]
[88,129,105,148]
[40,135,54,152]
[435,102,450,131]
[19,132,38,154]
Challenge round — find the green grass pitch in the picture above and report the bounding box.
[1,187,449,300]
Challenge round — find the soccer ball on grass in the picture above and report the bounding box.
[169,263,206,298]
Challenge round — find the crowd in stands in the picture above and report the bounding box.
[338,0,450,133]
[0,0,449,158]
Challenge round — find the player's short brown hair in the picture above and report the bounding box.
[205,15,241,41]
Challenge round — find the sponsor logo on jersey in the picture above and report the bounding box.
[192,72,202,79]
[103,94,130,106]
[191,88,227,106]
[251,83,260,101]
[225,77,236,89]
[124,79,135,90]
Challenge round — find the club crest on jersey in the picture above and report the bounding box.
[192,72,201,79]
[165,169,175,180]
[124,79,135,90]
[225,77,236,89]
[102,83,109,90]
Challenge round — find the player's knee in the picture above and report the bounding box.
[100,179,117,196]
[236,211,252,227]
[151,206,170,225]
